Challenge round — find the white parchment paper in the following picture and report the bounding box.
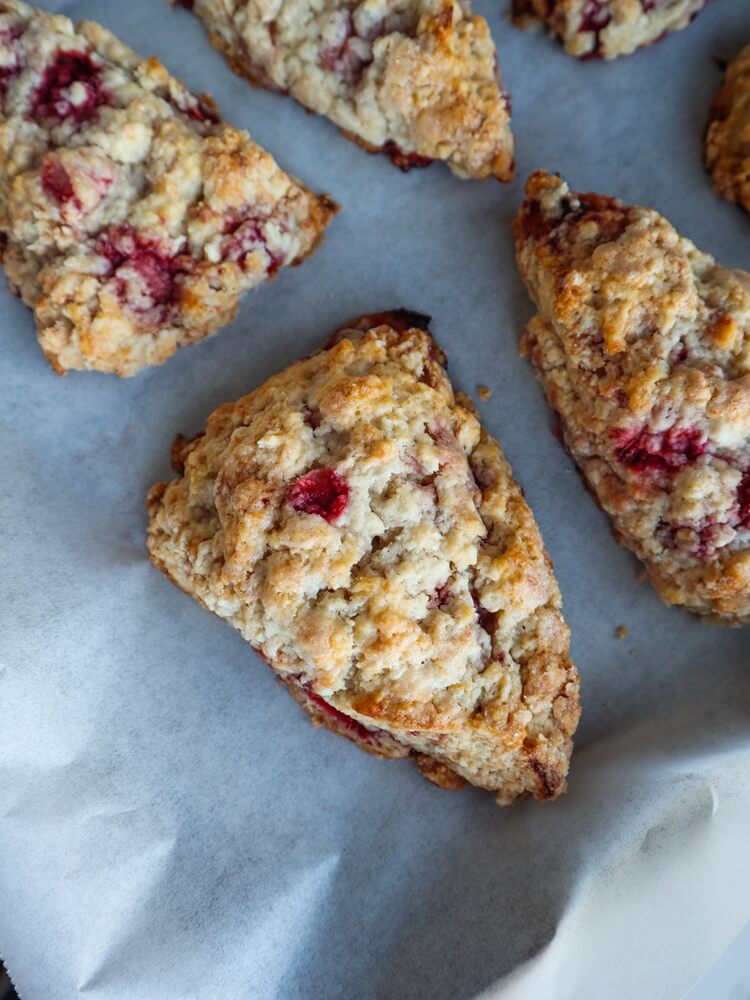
[2,2,750,997]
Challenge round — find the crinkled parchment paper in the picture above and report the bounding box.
[1,1,749,997]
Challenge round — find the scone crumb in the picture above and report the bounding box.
[615,625,628,640]
[477,384,492,402]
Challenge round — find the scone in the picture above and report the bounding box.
[512,0,706,60]
[515,170,750,624]
[173,0,514,181]
[147,311,580,804]
[0,1,336,376]
[706,44,750,215]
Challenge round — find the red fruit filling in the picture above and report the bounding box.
[737,471,750,529]
[0,26,23,96]
[221,210,283,272]
[31,50,110,124]
[321,12,372,83]
[302,405,322,429]
[303,685,382,745]
[381,141,433,172]
[324,309,432,349]
[41,158,78,207]
[472,590,495,635]
[429,582,452,609]
[580,0,612,31]
[612,425,707,474]
[658,518,730,560]
[98,225,187,324]
[287,468,349,522]
[169,91,220,125]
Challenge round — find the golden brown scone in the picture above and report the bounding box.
[147,312,580,804]
[512,0,706,60]
[173,0,514,181]
[0,1,336,375]
[706,44,750,214]
[515,170,750,624]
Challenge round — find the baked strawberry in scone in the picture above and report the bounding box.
[706,44,750,215]
[147,312,580,804]
[515,171,750,624]
[172,0,514,181]
[512,0,706,60]
[0,1,336,376]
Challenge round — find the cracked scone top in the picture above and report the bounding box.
[515,171,750,624]
[147,313,580,804]
[706,44,750,215]
[174,0,514,181]
[512,0,706,60]
[0,1,336,375]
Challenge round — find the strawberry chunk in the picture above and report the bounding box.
[31,50,110,124]
[612,425,707,475]
[287,468,349,522]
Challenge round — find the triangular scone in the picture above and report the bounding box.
[706,44,750,214]
[0,2,336,375]
[512,0,705,60]
[174,0,514,181]
[147,312,579,804]
[515,171,750,624]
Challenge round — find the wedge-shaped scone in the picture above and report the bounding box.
[512,0,706,60]
[147,312,580,803]
[0,1,336,375]
[174,0,514,181]
[706,44,750,214]
[515,171,750,623]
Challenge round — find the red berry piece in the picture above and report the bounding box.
[321,12,371,83]
[612,425,707,475]
[221,210,283,272]
[287,468,349,522]
[737,471,750,529]
[98,224,188,325]
[472,590,495,635]
[580,0,612,31]
[429,582,452,609]
[41,157,78,207]
[170,91,220,125]
[31,50,109,124]
[381,141,433,171]
[304,686,380,744]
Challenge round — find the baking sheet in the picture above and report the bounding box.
[2,1,750,997]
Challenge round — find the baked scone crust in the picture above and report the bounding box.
[515,171,750,624]
[0,1,336,375]
[706,44,750,214]
[147,313,580,804]
[512,0,705,60]
[174,0,514,181]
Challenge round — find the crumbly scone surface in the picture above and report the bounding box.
[0,0,335,375]
[706,44,750,215]
[515,170,750,623]
[178,0,514,181]
[147,317,580,803]
[512,0,705,59]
